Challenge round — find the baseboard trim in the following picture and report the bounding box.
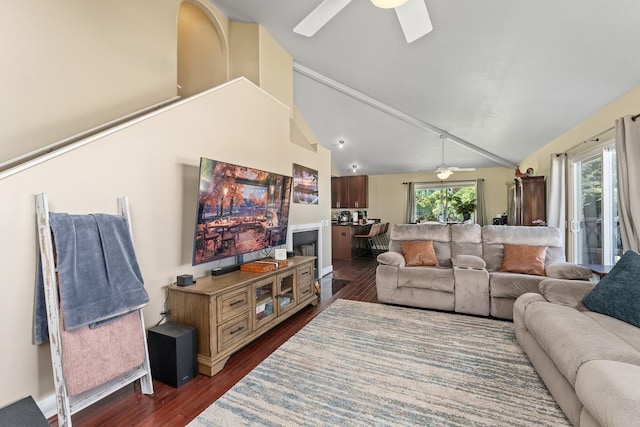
[36,393,56,419]
[321,265,333,277]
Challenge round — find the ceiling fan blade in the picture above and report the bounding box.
[449,167,477,172]
[293,0,353,37]
[434,165,476,173]
[395,0,433,43]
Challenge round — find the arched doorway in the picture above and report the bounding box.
[177,1,226,97]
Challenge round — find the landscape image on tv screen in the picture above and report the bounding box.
[193,157,292,265]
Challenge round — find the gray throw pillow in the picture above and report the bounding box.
[583,250,640,327]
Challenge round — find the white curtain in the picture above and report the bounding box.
[405,182,415,223]
[615,116,640,252]
[475,179,486,225]
[548,153,567,248]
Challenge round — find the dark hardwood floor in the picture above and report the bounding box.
[50,257,379,427]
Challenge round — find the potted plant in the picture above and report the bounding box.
[452,196,476,221]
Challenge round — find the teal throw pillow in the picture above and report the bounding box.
[583,250,640,327]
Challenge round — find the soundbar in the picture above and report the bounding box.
[211,264,241,276]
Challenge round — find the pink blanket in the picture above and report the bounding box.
[60,311,145,396]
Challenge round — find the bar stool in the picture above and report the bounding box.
[353,223,381,257]
[372,222,389,254]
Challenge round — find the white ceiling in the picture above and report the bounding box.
[208,0,640,176]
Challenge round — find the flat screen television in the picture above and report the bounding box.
[192,157,292,266]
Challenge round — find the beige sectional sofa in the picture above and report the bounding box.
[514,279,640,426]
[376,223,592,319]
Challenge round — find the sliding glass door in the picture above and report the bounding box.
[568,142,622,265]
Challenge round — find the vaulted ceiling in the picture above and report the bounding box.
[209,0,640,176]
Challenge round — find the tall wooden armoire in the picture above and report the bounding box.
[506,176,546,226]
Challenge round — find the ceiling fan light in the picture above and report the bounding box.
[370,0,409,9]
[437,170,452,180]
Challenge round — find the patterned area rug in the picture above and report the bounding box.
[189,300,569,427]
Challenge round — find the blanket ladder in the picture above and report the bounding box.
[35,192,153,427]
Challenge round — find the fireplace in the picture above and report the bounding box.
[291,228,319,279]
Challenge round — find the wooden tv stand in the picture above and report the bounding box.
[167,256,317,376]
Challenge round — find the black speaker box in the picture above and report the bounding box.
[177,274,194,286]
[147,322,198,388]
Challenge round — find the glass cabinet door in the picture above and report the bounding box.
[253,277,276,329]
[276,271,296,315]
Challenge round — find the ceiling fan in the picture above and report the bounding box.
[434,135,476,179]
[293,0,433,43]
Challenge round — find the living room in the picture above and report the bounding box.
[1,1,639,425]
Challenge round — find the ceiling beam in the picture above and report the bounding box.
[293,62,517,169]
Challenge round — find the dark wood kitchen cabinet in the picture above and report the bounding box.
[331,175,368,209]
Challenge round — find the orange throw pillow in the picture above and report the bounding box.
[499,244,547,276]
[400,240,439,267]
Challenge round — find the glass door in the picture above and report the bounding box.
[276,271,296,315]
[568,143,622,265]
[253,276,276,329]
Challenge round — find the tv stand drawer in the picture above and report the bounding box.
[217,288,250,322]
[217,312,251,353]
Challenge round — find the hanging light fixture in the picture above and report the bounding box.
[436,135,453,180]
[437,169,453,180]
[371,0,409,9]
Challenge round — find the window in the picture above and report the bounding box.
[568,141,622,265]
[413,181,477,223]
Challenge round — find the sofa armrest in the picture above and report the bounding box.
[545,262,593,280]
[377,251,405,267]
[451,255,486,269]
[576,360,640,427]
[539,278,596,309]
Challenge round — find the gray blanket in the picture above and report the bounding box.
[35,213,148,345]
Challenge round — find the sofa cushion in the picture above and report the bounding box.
[450,223,483,258]
[524,301,640,385]
[584,311,640,353]
[482,225,562,246]
[390,223,450,242]
[450,223,482,242]
[389,224,452,267]
[490,272,544,298]
[545,263,594,280]
[397,267,454,292]
[482,225,566,271]
[400,240,439,267]
[499,244,547,276]
[575,360,640,427]
[539,278,595,310]
[432,242,453,268]
[583,250,640,328]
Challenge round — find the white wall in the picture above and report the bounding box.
[519,85,640,177]
[0,0,333,413]
[0,78,331,410]
[0,0,181,163]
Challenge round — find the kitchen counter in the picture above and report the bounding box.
[331,223,372,260]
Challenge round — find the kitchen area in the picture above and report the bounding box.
[331,175,384,260]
